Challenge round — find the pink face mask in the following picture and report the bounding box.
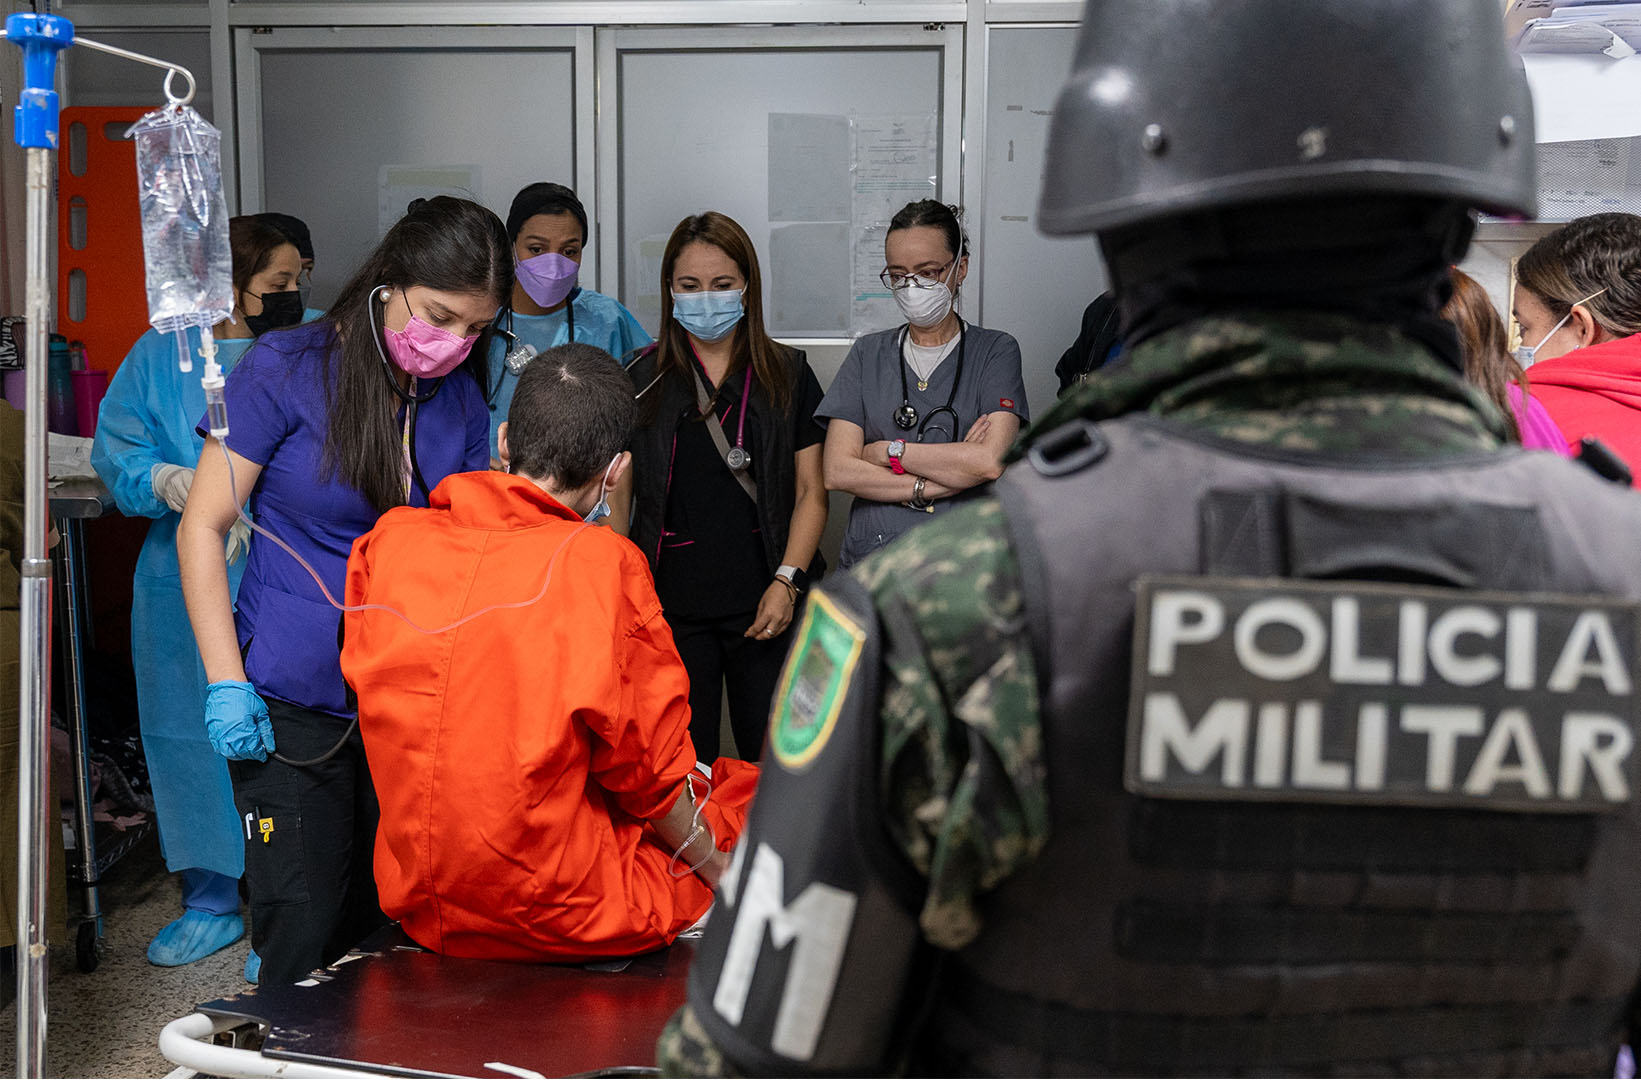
[380,289,479,378]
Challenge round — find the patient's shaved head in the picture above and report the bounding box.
[505,343,635,488]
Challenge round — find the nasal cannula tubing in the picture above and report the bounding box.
[206,367,718,868]
[216,439,593,637]
[668,771,719,880]
[204,370,594,766]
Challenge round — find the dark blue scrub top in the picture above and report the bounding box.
[199,320,490,715]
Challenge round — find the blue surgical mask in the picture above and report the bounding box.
[583,455,620,524]
[1516,286,1608,367]
[584,493,611,525]
[671,288,745,343]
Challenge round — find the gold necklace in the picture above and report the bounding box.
[908,321,958,392]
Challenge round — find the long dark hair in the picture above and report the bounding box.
[1442,268,1522,443]
[319,196,511,513]
[652,211,792,415]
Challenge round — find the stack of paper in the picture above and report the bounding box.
[1503,1,1641,220]
[1514,3,1641,57]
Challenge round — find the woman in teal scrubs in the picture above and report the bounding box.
[92,215,304,969]
[485,183,650,463]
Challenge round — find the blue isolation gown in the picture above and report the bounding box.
[484,287,650,458]
[91,327,254,879]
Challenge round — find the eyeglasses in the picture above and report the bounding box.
[880,259,956,292]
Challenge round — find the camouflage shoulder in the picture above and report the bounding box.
[848,497,1051,951]
[849,497,1033,722]
[656,1004,747,1079]
[851,497,1017,605]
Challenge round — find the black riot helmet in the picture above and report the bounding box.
[1037,0,1537,237]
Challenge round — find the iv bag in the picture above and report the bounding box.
[128,105,232,346]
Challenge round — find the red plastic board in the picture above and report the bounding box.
[57,107,153,377]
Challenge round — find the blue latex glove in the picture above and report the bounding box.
[204,680,276,761]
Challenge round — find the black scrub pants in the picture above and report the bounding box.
[228,698,386,986]
[671,612,793,762]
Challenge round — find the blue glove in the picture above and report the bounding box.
[205,680,276,761]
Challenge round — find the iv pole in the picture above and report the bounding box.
[1,14,196,1076]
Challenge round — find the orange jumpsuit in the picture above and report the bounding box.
[340,471,756,962]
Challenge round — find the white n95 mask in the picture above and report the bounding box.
[892,261,959,328]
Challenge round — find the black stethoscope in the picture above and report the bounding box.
[499,290,578,375]
[894,321,965,441]
[369,286,446,501]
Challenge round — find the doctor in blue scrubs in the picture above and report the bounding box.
[177,196,509,987]
[485,182,650,463]
[91,216,303,967]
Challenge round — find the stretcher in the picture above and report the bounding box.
[158,925,692,1078]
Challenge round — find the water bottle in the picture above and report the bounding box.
[47,334,75,434]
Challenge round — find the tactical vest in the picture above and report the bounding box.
[929,415,1641,1077]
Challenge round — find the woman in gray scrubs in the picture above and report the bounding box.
[817,200,1029,567]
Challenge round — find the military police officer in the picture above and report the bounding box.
[660,1,1641,1074]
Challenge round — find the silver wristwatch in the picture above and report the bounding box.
[907,475,934,512]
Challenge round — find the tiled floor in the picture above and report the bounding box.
[0,832,252,1078]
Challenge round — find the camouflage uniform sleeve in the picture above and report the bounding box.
[658,1004,745,1078]
[656,498,1048,1077]
[853,496,1050,950]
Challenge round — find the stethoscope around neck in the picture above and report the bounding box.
[498,293,578,375]
[368,285,445,499]
[895,320,965,441]
[691,350,754,472]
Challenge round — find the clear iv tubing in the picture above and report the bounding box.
[214,439,593,636]
[668,772,719,880]
[206,384,591,766]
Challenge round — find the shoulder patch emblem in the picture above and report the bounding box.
[770,590,867,770]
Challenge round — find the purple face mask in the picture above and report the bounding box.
[515,251,580,309]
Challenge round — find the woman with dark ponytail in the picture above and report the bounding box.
[818,200,1028,567]
[177,196,510,986]
[483,182,650,464]
[90,215,302,969]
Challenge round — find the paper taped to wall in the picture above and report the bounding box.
[769,114,851,223]
[771,223,851,336]
[1522,53,1641,142]
[1537,137,1637,216]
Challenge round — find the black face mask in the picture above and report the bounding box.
[243,290,304,335]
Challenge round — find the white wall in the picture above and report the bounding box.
[1458,223,1563,349]
[978,23,1106,416]
[254,37,578,307]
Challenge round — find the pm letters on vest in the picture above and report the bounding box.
[1125,575,1640,812]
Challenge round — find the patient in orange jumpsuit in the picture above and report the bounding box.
[340,343,758,962]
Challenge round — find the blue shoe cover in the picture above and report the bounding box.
[147,910,245,967]
[244,948,261,984]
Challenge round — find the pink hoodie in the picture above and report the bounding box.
[1506,383,1571,456]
